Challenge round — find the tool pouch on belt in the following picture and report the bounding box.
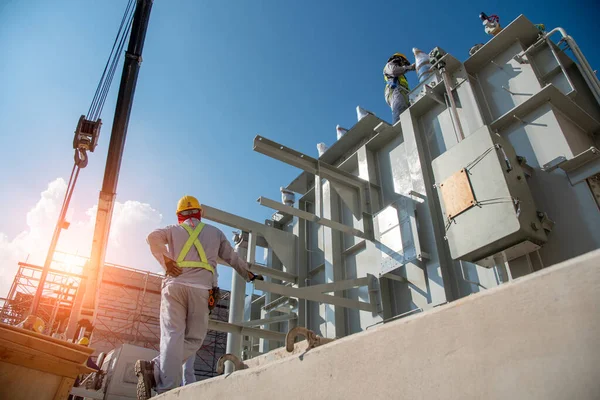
[208,287,220,314]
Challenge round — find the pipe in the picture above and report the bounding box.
[553,29,600,101]
[524,27,600,104]
[441,69,466,142]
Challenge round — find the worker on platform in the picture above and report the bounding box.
[383,52,416,124]
[135,195,263,399]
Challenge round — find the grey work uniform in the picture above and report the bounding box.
[147,217,251,393]
[383,62,415,124]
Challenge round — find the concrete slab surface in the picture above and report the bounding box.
[158,250,600,400]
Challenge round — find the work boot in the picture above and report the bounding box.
[134,360,156,400]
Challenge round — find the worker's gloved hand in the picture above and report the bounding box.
[409,63,416,71]
[165,260,183,277]
[248,271,264,282]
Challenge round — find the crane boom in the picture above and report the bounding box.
[71,0,154,342]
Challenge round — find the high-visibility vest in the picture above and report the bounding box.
[176,223,215,274]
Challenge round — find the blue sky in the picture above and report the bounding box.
[0,0,598,293]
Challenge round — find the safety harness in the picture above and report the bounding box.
[383,72,409,91]
[176,222,215,274]
[383,66,410,105]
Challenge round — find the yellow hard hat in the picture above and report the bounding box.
[78,337,90,346]
[388,52,408,63]
[176,195,201,214]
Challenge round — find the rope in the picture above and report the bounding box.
[444,196,521,233]
[86,0,136,121]
[464,145,498,171]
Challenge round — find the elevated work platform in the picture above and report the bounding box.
[157,249,600,399]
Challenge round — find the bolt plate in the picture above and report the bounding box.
[439,169,475,219]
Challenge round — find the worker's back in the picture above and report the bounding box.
[147,218,228,289]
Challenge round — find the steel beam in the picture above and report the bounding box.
[241,313,298,327]
[202,204,297,273]
[253,135,369,189]
[263,296,297,313]
[295,276,372,295]
[254,280,375,312]
[209,320,286,342]
[225,233,248,373]
[254,136,318,174]
[202,204,270,233]
[250,263,297,284]
[342,240,367,256]
[257,196,365,238]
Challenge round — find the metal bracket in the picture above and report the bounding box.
[424,84,445,106]
[513,52,529,64]
[537,211,555,233]
[542,147,600,185]
[542,156,567,172]
[517,156,534,178]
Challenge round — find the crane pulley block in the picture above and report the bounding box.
[73,115,102,153]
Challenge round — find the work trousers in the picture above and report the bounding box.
[152,283,209,393]
[182,355,196,386]
[390,88,409,124]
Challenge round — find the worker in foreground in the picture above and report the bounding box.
[135,195,263,399]
[383,52,416,124]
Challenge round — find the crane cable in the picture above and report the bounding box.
[67,0,137,228]
[74,0,136,170]
[87,0,136,121]
[32,1,139,320]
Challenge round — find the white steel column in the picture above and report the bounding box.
[225,232,250,373]
[321,180,347,338]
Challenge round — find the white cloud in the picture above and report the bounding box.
[0,178,164,297]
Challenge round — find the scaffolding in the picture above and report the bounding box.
[192,291,230,381]
[0,251,232,380]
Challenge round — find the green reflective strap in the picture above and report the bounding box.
[177,223,204,263]
[178,261,215,274]
[177,223,213,273]
[192,238,209,264]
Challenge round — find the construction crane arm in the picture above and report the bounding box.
[68,0,154,343]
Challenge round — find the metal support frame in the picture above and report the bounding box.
[201,204,297,274]
[241,313,298,327]
[249,263,297,283]
[254,276,377,313]
[263,296,297,313]
[543,147,600,185]
[225,233,249,373]
[209,320,286,342]
[253,136,375,240]
[257,196,365,238]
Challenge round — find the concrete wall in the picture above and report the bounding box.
[158,249,600,400]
